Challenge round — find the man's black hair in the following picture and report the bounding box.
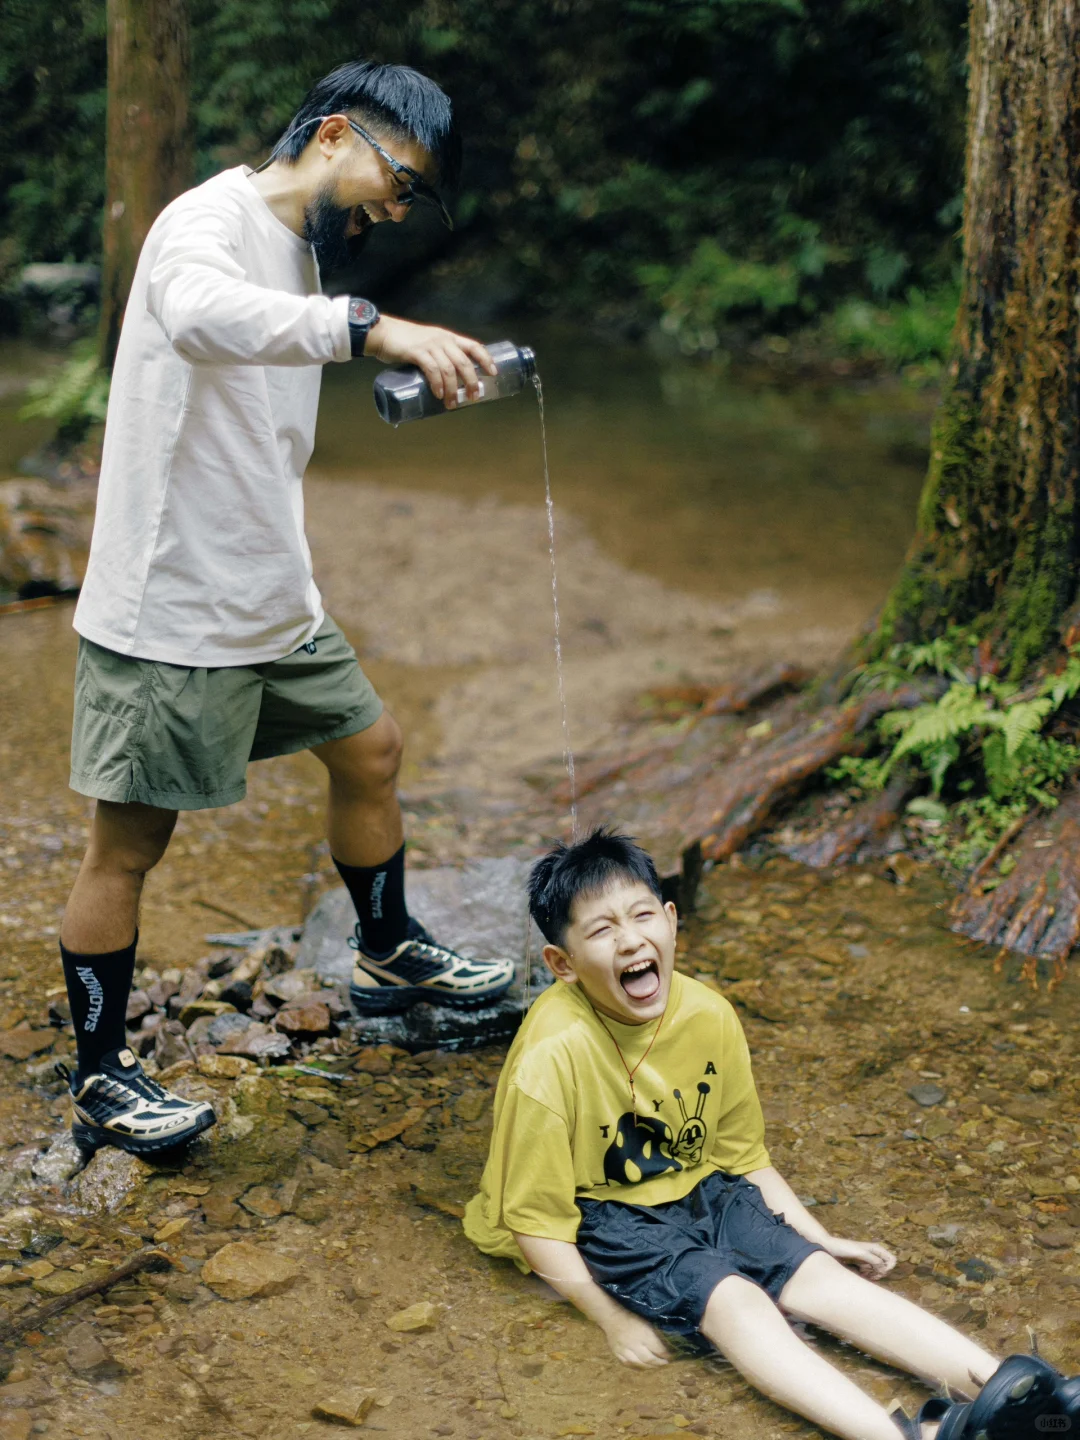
[274,60,461,187]
[528,826,663,948]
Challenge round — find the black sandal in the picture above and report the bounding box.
[963,1350,1066,1440]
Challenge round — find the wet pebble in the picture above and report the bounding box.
[311,1388,377,1426]
[65,1321,124,1378]
[907,1083,947,1107]
[386,1300,438,1332]
[274,1002,332,1038]
[955,1257,996,1282]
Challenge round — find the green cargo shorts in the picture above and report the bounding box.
[69,614,384,811]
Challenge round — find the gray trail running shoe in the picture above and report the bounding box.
[59,1047,216,1156]
[349,918,515,1015]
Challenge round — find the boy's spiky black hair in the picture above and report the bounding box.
[273,60,461,187]
[528,826,663,948]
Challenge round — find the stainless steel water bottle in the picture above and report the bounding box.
[373,340,536,424]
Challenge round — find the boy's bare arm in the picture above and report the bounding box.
[743,1165,896,1279]
[511,1232,670,1368]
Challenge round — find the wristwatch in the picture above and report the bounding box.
[347,296,380,358]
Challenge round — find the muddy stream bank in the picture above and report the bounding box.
[0,330,1078,1440]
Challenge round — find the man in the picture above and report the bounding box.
[58,60,515,1158]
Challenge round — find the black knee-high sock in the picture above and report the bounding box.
[60,933,137,1080]
[333,844,409,956]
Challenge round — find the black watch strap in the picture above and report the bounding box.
[347,296,380,358]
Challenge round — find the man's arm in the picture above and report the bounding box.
[147,201,497,396]
[512,1233,669,1369]
[743,1165,896,1279]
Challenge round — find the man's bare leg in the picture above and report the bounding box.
[312,711,404,867]
[58,798,215,1148]
[699,1272,905,1440]
[61,800,177,952]
[779,1251,1001,1400]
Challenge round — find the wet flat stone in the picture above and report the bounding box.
[312,1388,377,1426]
[295,858,551,1053]
[206,1011,253,1047]
[274,1001,332,1037]
[907,1082,947,1106]
[201,1240,301,1300]
[0,1029,55,1061]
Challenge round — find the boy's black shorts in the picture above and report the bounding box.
[576,1170,827,1341]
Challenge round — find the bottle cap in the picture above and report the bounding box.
[518,346,536,380]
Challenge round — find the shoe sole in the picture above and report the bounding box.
[72,1106,216,1157]
[350,978,514,1016]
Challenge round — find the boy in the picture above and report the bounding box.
[464,828,1080,1440]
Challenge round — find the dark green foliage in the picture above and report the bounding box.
[830,636,1080,873]
[1,0,967,331]
[0,0,107,276]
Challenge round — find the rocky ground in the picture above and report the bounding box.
[1,855,1079,1440]
[0,438,1077,1440]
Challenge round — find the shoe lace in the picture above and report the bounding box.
[348,921,465,968]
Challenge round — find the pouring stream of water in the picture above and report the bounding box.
[533,373,578,838]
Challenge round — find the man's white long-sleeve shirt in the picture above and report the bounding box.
[74,165,352,667]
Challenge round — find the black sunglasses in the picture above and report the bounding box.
[254,113,454,230]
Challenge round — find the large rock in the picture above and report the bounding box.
[200,1240,301,1300]
[294,857,551,1053]
[66,1148,151,1215]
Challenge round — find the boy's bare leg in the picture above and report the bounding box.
[700,1273,909,1440]
[778,1251,1001,1399]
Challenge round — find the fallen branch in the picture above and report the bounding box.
[0,1246,177,1345]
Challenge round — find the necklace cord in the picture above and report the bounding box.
[595,1006,665,1115]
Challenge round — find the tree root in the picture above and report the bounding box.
[688,686,923,862]
[949,788,1080,990]
[640,661,813,718]
[568,680,922,873]
[777,769,919,868]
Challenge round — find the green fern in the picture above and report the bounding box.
[1043,652,1080,710]
[847,638,1080,869]
[19,340,110,430]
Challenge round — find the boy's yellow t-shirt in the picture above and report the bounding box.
[463,971,771,1271]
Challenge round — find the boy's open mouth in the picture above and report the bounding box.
[619,958,660,1001]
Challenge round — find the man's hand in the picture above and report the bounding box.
[364,315,497,407]
[600,1311,670,1369]
[823,1236,896,1279]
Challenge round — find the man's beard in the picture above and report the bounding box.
[302,187,372,279]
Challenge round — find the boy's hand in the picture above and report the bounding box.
[601,1311,670,1368]
[823,1237,896,1279]
[363,315,497,407]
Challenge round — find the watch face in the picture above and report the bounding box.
[349,298,378,327]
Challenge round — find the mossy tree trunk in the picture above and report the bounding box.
[97,0,191,372]
[874,0,1080,681]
